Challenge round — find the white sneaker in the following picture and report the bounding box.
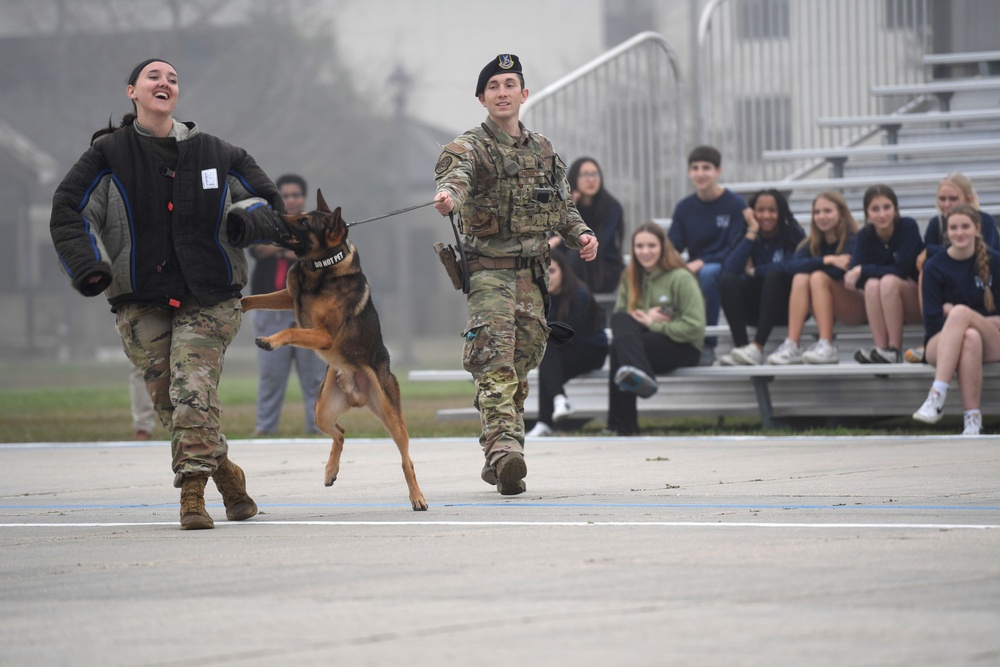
[963,412,983,436]
[803,339,839,365]
[730,344,762,365]
[717,352,737,366]
[912,390,946,424]
[526,421,553,438]
[767,339,803,365]
[552,394,574,422]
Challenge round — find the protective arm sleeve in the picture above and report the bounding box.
[49,147,114,297]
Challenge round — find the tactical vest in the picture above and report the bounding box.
[457,123,568,238]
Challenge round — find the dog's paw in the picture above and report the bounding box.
[324,474,337,487]
[411,497,429,511]
[254,337,273,351]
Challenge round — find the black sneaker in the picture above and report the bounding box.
[870,346,902,363]
[854,347,876,364]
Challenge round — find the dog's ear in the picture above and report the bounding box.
[317,189,330,213]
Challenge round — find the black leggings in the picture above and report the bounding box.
[719,271,792,348]
[535,341,608,425]
[607,311,700,435]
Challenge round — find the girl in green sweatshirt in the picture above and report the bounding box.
[607,221,706,435]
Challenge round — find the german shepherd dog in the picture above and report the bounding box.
[240,191,427,511]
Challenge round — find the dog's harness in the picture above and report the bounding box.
[306,241,352,271]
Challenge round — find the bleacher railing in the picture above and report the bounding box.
[697,0,931,183]
[520,31,685,231]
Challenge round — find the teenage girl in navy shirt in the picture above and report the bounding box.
[768,191,866,365]
[912,205,1000,435]
[718,189,804,365]
[922,173,1000,253]
[906,172,1000,363]
[844,184,924,363]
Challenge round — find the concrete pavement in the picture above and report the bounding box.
[1,434,998,666]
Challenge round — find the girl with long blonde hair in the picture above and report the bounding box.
[767,191,866,365]
[913,205,1000,435]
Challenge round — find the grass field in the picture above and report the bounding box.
[0,355,985,442]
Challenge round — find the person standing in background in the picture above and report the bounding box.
[249,174,326,436]
[129,363,155,440]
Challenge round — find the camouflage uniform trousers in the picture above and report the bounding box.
[115,297,241,485]
[463,267,549,465]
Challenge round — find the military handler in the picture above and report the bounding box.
[434,54,599,495]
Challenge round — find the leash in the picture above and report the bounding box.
[346,200,438,228]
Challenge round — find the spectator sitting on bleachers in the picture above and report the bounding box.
[768,191,866,365]
[606,221,705,436]
[912,205,1000,436]
[906,172,1000,363]
[718,189,804,365]
[844,184,924,364]
[549,157,625,297]
[667,145,748,366]
[526,249,609,438]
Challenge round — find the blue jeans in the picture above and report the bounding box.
[253,310,327,434]
[698,262,722,348]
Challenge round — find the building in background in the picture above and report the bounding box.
[1,0,997,363]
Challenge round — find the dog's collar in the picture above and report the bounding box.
[307,241,351,271]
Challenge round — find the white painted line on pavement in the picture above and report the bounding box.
[0,521,997,529]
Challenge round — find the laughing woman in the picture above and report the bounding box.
[913,206,1000,435]
[49,58,292,530]
[606,221,705,436]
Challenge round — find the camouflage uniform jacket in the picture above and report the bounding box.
[434,117,593,258]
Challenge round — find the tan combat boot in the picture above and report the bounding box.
[179,476,214,530]
[212,458,258,521]
[495,451,527,496]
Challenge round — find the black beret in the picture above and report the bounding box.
[475,54,522,97]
